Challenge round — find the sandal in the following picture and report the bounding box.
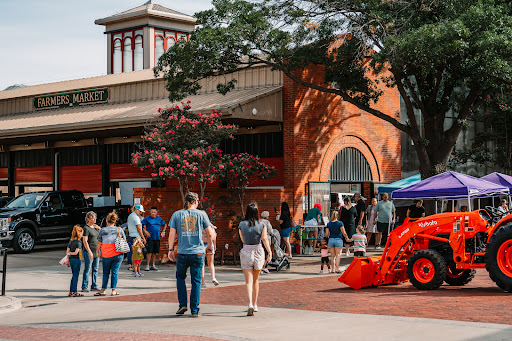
[94,291,106,296]
[74,292,84,297]
[68,292,73,297]
[212,279,219,286]
[111,291,120,296]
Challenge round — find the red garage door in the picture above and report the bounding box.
[109,164,153,181]
[15,167,53,184]
[60,165,102,194]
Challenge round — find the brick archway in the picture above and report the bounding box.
[319,135,380,182]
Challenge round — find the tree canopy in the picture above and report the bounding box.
[155,0,512,178]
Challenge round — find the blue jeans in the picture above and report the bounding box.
[82,254,99,290]
[176,253,204,314]
[126,236,134,266]
[69,258,81,293]
[101,254,123,289]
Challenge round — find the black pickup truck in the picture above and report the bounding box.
[0,190,130,253]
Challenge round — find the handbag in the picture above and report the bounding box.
[59,254,69,267]
[290,217,298,227]
[115,227,131,253]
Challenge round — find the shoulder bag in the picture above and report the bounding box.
[115,227,131,253]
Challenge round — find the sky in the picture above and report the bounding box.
[0,0,213,91]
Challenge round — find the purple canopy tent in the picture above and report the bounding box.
[392,171,510,211]
[481,172,512,207]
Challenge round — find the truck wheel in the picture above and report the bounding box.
[13,228,35,253]
[444,268,476,286]
[407,249,447,290]
[485,224,512,292]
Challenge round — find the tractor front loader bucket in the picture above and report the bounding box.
[338,256,381,289]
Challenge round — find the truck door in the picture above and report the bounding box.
[60,191,86,231]
[39,194,68,237]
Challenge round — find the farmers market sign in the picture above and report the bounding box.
[34,88,109,110]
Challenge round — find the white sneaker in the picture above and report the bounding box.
[375,245,382,249]
[254,305,258,312]
[145,265,151,271]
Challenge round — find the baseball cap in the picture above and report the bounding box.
[354,193,361,197]
[134,204,145,212]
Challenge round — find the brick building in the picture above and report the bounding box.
[0,1,401,255]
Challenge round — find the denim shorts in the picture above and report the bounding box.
[328,237,343,248]
[281,227,292,238]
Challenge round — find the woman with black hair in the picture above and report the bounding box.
[277,201,293,258]
[239,203,272,316]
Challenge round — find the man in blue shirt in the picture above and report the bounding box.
[168,192,213,317]
[141,206,167,271]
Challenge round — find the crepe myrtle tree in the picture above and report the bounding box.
[154,0,512,179]
[132,103,237,203]
[217,153,278,216]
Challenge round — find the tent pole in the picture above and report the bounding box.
[468,195,472,211]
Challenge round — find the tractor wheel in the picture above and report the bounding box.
[444,268,476,286]
[407,249,447,290]
[485,224,512,292]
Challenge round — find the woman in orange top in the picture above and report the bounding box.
[95,211,125,296]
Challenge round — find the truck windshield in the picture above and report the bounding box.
[5,194,46,209]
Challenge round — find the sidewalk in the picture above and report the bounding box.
[0,296,21,314]
[2,251,512,340]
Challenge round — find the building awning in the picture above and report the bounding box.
[0,86,282,139]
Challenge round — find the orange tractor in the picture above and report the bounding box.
[339,208,512,291]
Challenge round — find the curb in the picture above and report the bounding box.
[0,296,22,314]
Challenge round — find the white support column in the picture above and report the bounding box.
[106,33,112,74]
[143,27,155,70]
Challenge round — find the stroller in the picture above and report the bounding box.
[266,229,290,272]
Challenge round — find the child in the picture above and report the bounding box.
[132,237,145,277]
[319,237,331,273]
[67,225,83,297]
[352,225,367,257]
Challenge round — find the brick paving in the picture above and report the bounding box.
[100,269,512,325]
[0,326,226,341]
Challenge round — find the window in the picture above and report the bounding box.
[61,192,85,208]
[167,37,175,51]
[155,29,188,64]
[134,36,143,71]
[155,36,165,64]
[111,29,143,73]
[113,40,122,74]
[123,37,132,72]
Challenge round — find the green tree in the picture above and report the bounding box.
[451,87,512,173]
[154,0,512,179]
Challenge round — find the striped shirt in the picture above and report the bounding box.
[352,233,367,252]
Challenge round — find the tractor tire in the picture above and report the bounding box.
[485,224,512,292]
[407,249,447,290]
[12,227,35,254]
[444,268,476,286]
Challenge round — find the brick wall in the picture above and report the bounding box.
[136,62,402,258]
[134,187,293,258]
[282,64,401,219]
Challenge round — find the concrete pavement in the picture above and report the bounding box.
[1,249,512,340]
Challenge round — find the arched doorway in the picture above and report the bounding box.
[308,147,374,220]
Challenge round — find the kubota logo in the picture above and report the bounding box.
[398,228,410,239]
[418,220,438,228]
